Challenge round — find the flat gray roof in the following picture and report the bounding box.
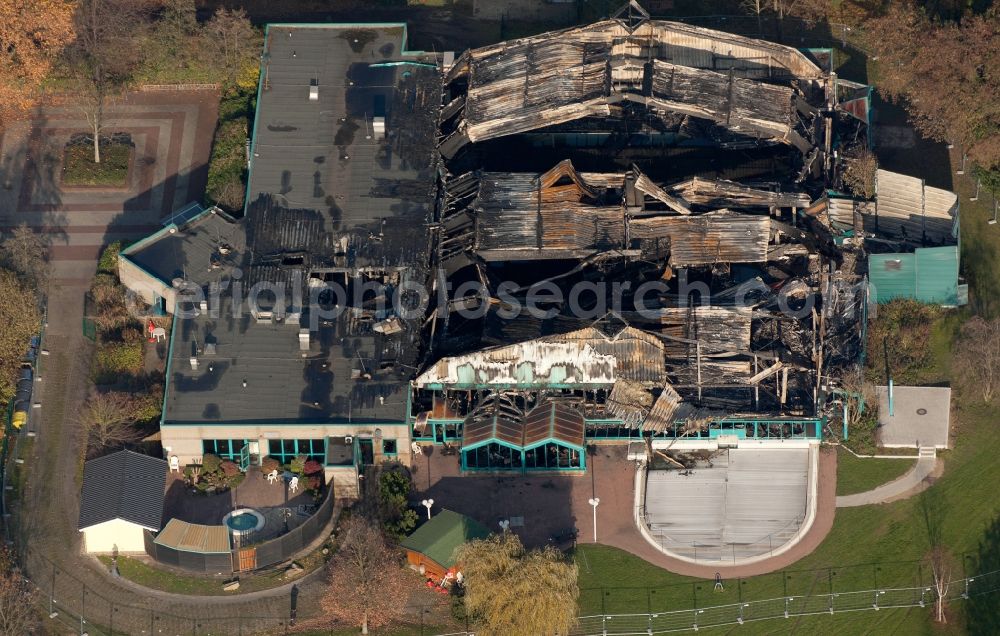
[165,296,412,425]
[246,24,440,271]
[161,24,441,426]
[877,386,950,448]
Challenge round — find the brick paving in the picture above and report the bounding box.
[415,444,837,579]
[0,90,219,269]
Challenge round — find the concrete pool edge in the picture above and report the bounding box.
[633,443,820,568]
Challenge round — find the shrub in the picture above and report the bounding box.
[97,242,123,274]
[220,460,240,477]
[228,473,245,489]
[864,300,942,384]
[303,459,322,475]
[93,341,144,383]
[306,474,322,491]
[289,455,307,475]
[201,453,222,473]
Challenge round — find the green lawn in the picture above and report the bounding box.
[836,447,916,496]
[62,143,131,187]
[95,548,327,596]
[574,398,1000,633]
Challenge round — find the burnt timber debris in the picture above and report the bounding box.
[408,1,962,444]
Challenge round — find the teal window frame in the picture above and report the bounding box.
[382,439,398,455]
[202,439,247,460]
[267,438,326,464]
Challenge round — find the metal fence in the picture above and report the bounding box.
[142,483,337,574]
[567,567,1000,635]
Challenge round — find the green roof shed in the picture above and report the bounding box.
[400,509,490,573]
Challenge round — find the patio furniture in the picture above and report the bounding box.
[265,469,279,484]
[169,456,180,473]
[289,476,299,493]
[152,327,167,343]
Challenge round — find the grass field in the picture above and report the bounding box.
[61,143,131,187]
[95,548,326,596]
[835,447,916,496]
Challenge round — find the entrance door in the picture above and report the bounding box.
[238,444,250,472]
[358,438,374,466]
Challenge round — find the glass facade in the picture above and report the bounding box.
[267,439,325,464]
[463,443,524,471]
[202,439,247,460]
[524,443,583,470]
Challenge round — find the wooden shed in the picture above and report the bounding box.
[400,510,490,580]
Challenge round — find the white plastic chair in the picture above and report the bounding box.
[266,469,278,484]
[289,476,299,493]
[152,327,167,343]
[169,456,180,473]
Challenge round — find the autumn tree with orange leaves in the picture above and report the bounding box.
[865,6,999,174]
[0,0,77,126]
[321,514,417,635]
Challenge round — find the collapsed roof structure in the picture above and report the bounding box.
[121,4,962,478]
[408,1,961,453]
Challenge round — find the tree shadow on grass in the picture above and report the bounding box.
[965,513,1000,635]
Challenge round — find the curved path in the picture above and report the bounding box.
[13,274,326,634]
[835,448,939,507]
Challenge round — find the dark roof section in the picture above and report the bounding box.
[164,295,413,424]
[78,450,168,531]
[245,24,440,274]
[121,208,246,289]
[161,25,441,426]
[399,509,491,569]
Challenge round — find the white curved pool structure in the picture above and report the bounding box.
[636,443,819,566]
[223,508,265,542]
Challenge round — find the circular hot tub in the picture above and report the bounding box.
[224,508,265,540]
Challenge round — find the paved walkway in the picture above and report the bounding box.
[0,90,218,268]
[835,448,940,507]
[2,90,342,634]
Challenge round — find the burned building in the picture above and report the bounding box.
[408,2,885,463]
[122,3,960,493]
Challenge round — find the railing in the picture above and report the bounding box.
[140,83,220,91]
[568,568,1000,635]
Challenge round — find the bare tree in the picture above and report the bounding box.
[929,544,955,623]
[741,0,765,33]
[205,8,260,92]
[457,532,578,636]
[79,391,144,454]
[953,317,1000,403]
[0,547,36,635]
[321,515,416,634]
[66,0,153,163]
[919,490,955,623]
[0,223,49,291]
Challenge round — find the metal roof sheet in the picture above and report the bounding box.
[155,519,232,554]
[78,450,167,531]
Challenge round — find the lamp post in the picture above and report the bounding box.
[421,498,434,520]
[588,498,600,542]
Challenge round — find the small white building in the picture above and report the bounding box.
[78,450,168,554]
